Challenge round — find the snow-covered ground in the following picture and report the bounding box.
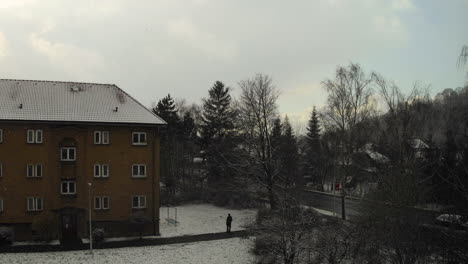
[160,204,257,237]
[0,237,256,264]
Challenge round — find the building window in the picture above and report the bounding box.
[94,131,110,145]
[94,164,110,178]
[132,164,146,178]
[0,199,3,212]
[132,132,147,145]
[0,129,3,143]
[132,195,146,209]
[61,181,76,195]
[27,164,42,178]
[27,197,43,211]
[60,147,76,161]
[102,131,109,144]
[27,129,43,144]
[94,196,110,210]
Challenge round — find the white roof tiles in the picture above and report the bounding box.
[0,79,166,125]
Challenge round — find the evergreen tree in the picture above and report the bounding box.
[305,107,322,184]
[200,81,236,142]
[280,116,299,186]
[271,117,283,154]
[153,94,179,128]
[306,106,321,149]
[200,81,237,186]
[152,94,180,198]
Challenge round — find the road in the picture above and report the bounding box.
[296,188,439,223]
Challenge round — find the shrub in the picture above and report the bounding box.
[256,208,273,224]
[252,234,276,256]
[31,213,58,242]
[93,228,105,243]
[0,226,14,246]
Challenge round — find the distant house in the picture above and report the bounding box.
[411,139,430,159]
[0,79,166,242]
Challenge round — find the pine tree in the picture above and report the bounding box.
[152,94,180,197]
[200,81,237,185]
[305,107,322,184]
[271,117,283,154]
[281,116,299,186]
[306,106,321,149]
[153,94,179,129]
[200,81,236,142]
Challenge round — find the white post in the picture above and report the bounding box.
[88,182,93,254]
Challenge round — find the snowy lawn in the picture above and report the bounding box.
[0,237,256,264]
[159,204,257,237]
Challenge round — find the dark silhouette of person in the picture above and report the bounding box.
[226,213,232,233]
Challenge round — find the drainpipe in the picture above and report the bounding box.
[151,127,157,236]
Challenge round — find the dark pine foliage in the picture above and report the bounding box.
[200,81,237,186]
[200,81,236,142]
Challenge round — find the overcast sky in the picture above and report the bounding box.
[0,0,466,130]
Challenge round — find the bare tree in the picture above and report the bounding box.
[238,73,280,209]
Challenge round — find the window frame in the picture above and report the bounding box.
[27,130,35,143]
[0,129,3,143]
[132,132,147,145]
[131,164,147,178]
[94,196,102,210]
[94,196,110,210]
[102,131,110,144]
[94,164,110,178]
[27,129,43,144]
[35,130,43,144]
[94,131,101,144]
[132,195,146,209]
[60,147,76,161]
[60,181,76,195]
[27,197,43,212]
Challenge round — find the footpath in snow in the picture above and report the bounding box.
[159,204,257,237]
[0,237,256,264]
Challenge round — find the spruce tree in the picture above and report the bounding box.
[200,81,237,186]
[306,106,321,149]
[281,116,299,186]
[152,94,180,197]
[200,81,236,142]
[153,94,179,129]
[305,107,322,184]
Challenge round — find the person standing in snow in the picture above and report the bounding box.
[226,213,232,233]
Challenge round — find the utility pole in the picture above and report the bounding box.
[88,182,93,255]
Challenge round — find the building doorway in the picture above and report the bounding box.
[61,213,78,244]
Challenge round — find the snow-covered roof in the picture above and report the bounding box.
[0,79,166,125]
[411,139,429,149]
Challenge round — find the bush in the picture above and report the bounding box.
[0,226,14,246]
[93,228,105,243]
[252,234,276,256]
[256,208,273,224]
[31,213,58,242]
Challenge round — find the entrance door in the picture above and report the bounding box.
[61,214,78,244]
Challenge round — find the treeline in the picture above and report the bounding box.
[153,63,468,213]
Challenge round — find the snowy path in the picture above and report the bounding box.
[159,204,257,237]
[0,237,256,264]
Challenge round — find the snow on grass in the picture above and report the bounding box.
[159,204,257,237]
[0,238,256,264]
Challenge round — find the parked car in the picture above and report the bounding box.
[435,214,468,230]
